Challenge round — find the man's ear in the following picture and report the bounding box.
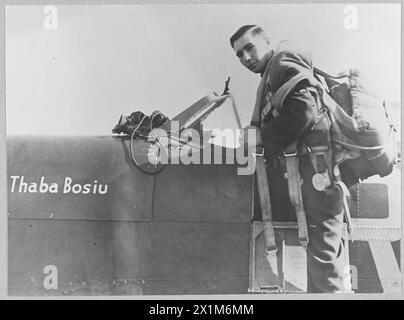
[264,36,271,46]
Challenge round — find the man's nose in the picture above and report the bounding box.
[243,51,252,62]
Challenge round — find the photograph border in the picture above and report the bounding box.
[0,0,402,301]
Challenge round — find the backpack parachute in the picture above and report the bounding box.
[271,67,398,187]
[314,68,397,185]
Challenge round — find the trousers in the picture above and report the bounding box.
[262,154,351,293]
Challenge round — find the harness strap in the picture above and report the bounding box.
[230,90,277,253]
[271,72,358,132]
[319,88,358,131]
[334,166,353,236]
[284,142,309,248]
[333,125,395,151]
[270,70,361,247]
[254,147,277,253]
[271,72,312,111]
[272,70,394,152]
[271,72,362,168]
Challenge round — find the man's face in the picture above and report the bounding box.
[233,30,272,74]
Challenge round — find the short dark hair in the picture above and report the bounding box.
[230,25,265,48]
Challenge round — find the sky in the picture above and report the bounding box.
[5,4,401,136]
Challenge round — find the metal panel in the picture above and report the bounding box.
[349,240,383,293]
[139,221,250,279]
[8,219,143,294]
[350,183,389,219]
[349,239,401,293]
[349,170,401,241]
[153,153,252,223]
[7,136,154,221]
[8,219,250,296]
[368,241,401,293]
[142,278,248,295]
[7,134,400,295]
[8,278,249,296]
[249,223,306,293]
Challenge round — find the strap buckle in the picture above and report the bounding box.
[253,146,265,157]
[283,150,297,157]
[308,145,328,153]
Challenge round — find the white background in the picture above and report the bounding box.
[5,4,401,136]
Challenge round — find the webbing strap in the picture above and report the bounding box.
[271,72,311,112]
[270,72,365,164]
[231,93,276,253]
[334,165,353,236]
[270,72,358,133]
[320,89,358,131]
[284,142,309,248]
[336,181,353,236]
[255,148,277,253]
[313,67,349,80]
[333,125,395,151]
[235,90,277,254]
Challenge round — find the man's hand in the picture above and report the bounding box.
[239,125,263,151]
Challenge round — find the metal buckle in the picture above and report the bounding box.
[259,285,284,294]
[252,147,265,157]
[309,145,328,153]
[283,150,297,157]
[248,286,284,294]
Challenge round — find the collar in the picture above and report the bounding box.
[260,49,275,77]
